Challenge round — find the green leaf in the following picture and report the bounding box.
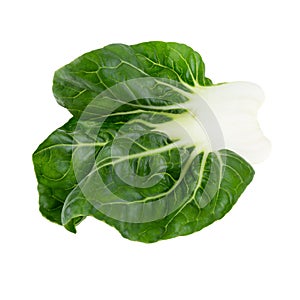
[33,41,261,243]
[53,42,212,118]
[32,118,110,229]
[61,149,254,242]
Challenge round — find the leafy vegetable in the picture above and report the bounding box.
[33,42,270,242]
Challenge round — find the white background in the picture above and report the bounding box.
[1,0,299,299]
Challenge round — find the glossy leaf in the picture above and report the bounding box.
[33,42,263,243]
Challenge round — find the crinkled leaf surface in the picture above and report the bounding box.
[53,42,212,117]
[33,42,255,243]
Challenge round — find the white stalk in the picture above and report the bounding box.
[192,82,271,163]
[155,81,271,164]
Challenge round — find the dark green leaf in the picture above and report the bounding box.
[33,41,255,243]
